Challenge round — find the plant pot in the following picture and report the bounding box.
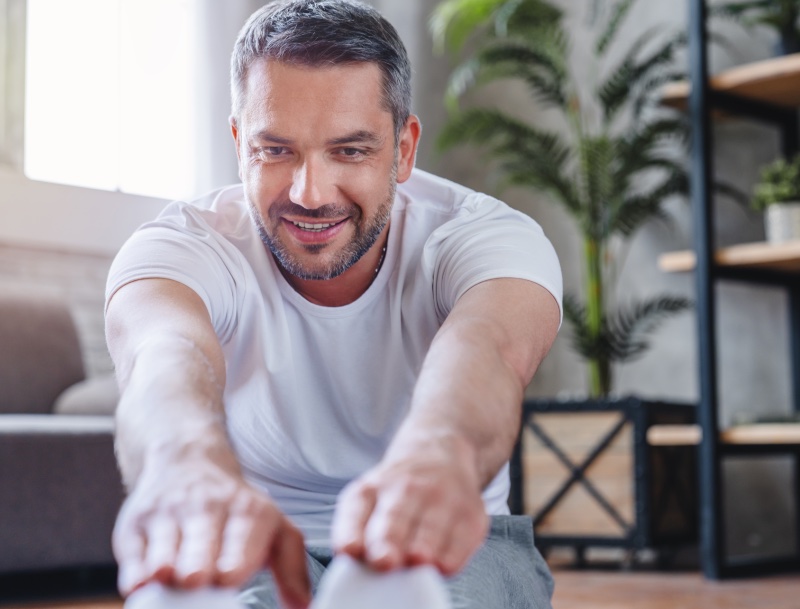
[765,201,800,243]
[510,397,697,562]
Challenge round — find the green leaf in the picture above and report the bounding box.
[429,0,507,54]
[598,30,685,124]
[429,0,563,54]
[608,171,686,237]
[563,295,692,364]
[604,297,692,362]
[496,0,562,38]
[437,108,582,213]
[595,0,636,56]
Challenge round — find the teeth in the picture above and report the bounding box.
[291,220,336,231]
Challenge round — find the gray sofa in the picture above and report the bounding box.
[0,293,123,574]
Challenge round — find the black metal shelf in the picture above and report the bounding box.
[685,0,800,579]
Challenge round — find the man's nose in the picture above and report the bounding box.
[289,157,335,210]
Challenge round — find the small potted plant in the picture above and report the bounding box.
[752,155,800,243]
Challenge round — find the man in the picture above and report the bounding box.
[105,1,561,608]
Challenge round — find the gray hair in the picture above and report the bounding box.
[230,0,412,139]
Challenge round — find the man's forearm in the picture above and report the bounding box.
[386,316,524,488]
[385,279,559,488]
[114,335,233,488]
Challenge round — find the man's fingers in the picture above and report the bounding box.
[405,504,453,566]
[437,512,489,576]
[270,522,312,609]
[113,518,148,595]
[215,509,277,587]
[174,511,225,588]
[331,482,378,559]
[142,516,181,584]
[363,490,422,570]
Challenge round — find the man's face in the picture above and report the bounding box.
[231,60,419,281]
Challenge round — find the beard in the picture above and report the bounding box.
[248,167,397,281]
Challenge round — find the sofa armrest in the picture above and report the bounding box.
[0,415,124,573]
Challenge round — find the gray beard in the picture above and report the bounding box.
[248,178,396,281]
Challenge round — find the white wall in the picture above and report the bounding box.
[0,167,168,254]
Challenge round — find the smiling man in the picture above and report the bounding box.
[105,2,562,609]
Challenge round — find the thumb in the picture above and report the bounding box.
[269,521,312,609]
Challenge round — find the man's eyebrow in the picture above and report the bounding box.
[326,131,384,146]
[249,129,384,147]
[250,130,293,145]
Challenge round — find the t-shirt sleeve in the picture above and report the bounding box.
[105,203,242,344]
[429,195,563,323]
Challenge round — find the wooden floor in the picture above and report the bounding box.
[3,568,800,609]
[552,569,800,609]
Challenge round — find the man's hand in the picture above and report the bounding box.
[331,433,489,576]
[332,278,559,577]
[107,279,310,608]
[112,446,311,609]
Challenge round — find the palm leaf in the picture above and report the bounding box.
[604,297,692,362]
[429,0,506,53]
[437,108,581,213]
[608,170,687,237]
[477,42,568,105]
[430,0,562,53]
[595,0,636,56]
[496,0,562,38]
[598,30,685,124]
[630,69,686,120]
[564,295,692,363]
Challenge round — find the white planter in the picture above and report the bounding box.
[765,201,800,243]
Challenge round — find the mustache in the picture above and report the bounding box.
[269,199,355,220]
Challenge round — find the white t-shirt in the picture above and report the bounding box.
[106,168,562,546]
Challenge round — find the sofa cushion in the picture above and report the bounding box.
[54,374,120,417]
[0,295,86,414]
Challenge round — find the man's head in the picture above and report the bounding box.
[229,0,420,287]
[230,0,411,142]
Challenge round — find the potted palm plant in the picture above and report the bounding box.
[430,0,699,560]
[752,154,800,242]
[431,0,691,398]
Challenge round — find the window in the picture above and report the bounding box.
[24,0,198,200]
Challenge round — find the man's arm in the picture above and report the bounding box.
[332,277,559,574]
[107,278,310,608]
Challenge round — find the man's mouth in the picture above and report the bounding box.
[282,217,350,243]
[289,219,344,232]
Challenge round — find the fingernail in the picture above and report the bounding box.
[367,543,399,569]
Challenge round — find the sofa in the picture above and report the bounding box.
[0,293,123,574]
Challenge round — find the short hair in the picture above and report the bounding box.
[230,0,412,139]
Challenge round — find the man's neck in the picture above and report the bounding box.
[277,228,390,307]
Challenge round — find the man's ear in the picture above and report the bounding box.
[230,115,243,180]
[396,115,421,184]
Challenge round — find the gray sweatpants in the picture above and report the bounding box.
[239,515,555,609]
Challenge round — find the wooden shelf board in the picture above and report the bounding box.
[647,423,800,446]
[647,424,701,446]
[658,240,800,273]
[661,53,800,111]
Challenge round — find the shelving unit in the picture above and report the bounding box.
[661,0,800,579]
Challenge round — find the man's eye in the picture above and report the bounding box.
[339,148,365,158]
[255,147,289,162]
